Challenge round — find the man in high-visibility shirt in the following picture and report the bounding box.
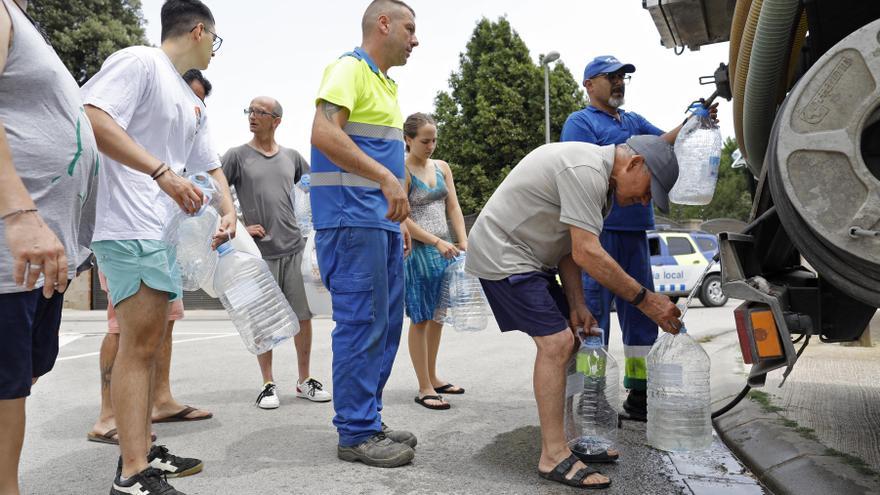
[310,0,418,468]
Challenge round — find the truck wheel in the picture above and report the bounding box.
[699,274,728,307]
[769,18,880,307]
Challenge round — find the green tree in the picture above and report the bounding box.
[663,137,753,222]
[30,0,148,85]
[433,17,586,214]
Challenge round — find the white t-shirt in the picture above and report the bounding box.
[82,46,220,241]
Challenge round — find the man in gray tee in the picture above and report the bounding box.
[0,0,98,492]
[465,135,683,490]
[222,96,331,409]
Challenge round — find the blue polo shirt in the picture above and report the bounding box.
[561,106,664,231]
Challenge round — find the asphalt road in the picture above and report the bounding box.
[19,303,762,494]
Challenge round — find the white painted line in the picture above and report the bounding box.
[58,335,83,348]
[56,333,238,362]
[59,332,236,337]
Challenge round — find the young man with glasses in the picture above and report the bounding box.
[222,97,332,410]
[561,55,718,422]
[82,1,235,493]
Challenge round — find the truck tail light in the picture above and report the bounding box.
[734,303,754,364]
[734,302,784,364]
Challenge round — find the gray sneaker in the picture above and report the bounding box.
[381,422,417,449]
[337,432,414,468]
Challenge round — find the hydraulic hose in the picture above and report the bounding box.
[742,0,801,173]
[733,0,763,172]
[711,384,751,419]
[728,0,753,95]
[779,10,808,103]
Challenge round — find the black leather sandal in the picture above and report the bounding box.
[538,453,611,489]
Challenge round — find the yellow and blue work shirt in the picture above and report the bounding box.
[310,47,405,232]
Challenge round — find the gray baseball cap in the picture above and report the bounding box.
[626,135,679,214]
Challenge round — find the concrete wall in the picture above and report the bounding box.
[63,269,92,310]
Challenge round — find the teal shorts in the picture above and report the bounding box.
[91,240,182,305]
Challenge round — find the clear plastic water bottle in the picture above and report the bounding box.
[300,234,331,316]
[670,103,723,205]
[292,174,313,238]
[214,242,300,355]
[646,325,713,452]
[163,173,221,292]
[438,254,489,332]
[564,328,619,458]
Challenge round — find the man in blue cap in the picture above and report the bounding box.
[561,55,717,421]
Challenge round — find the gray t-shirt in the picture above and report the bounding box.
[222,144,309,259]
[466,142,614,280]
[0,0,99,293]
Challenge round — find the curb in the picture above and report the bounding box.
[714,395,880,495]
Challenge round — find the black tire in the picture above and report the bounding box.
[699,274,728,307]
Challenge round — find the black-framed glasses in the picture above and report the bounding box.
[596,72,631,83]
[244,108,279,118]
[191,24,223,53]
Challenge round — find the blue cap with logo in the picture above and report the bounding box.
[583,55,636,82]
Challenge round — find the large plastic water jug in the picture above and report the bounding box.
[670,104,723,205]
[646,326,713,452]
[292,174,313,238]
[163,173,221,291]
[437,253,489,332]
[214,242,300,355]
[564,328,619,458]
[199,219,260,299]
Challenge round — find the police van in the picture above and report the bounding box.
[648,230,727,307]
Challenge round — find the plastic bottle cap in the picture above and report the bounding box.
[583,327,604,348]
[216,241,234,256]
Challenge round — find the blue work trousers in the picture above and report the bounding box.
[582,230,658,390]
[315,227,404,447]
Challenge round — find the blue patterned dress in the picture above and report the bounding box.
[404,162,455,323]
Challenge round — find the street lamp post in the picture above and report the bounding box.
[542,51,560,144]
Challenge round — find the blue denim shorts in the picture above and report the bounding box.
[479,271,571,337]
[0,288,64,399]
[91,240,181,305]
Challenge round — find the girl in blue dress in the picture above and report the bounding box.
[403,113,468,410]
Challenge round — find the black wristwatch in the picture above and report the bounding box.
[630,287,648,306]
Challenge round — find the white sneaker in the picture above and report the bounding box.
[256,382,280,409]
[296,377,332,402]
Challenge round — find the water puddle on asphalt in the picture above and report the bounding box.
[658,432,766,494]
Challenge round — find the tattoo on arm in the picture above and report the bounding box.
[321,101,343,122]
[101,362,113,391]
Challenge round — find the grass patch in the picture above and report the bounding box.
[748,390,784,413]
[824,448,880,478]
[775,417,819,441]
[794,425,819,442]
